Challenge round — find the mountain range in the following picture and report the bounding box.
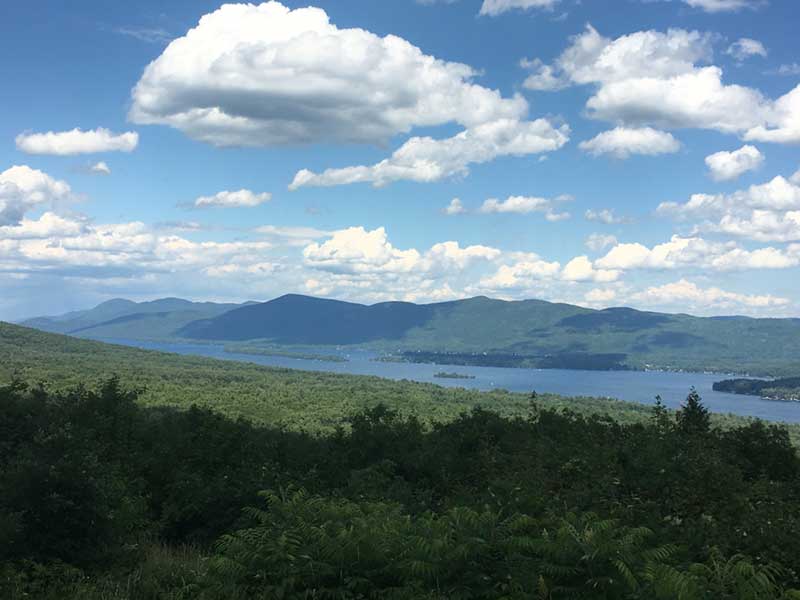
[17,294,800,375]
[21,297,253,340]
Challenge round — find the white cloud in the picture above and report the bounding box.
[256,225,329,239]
[743,85,800,144]
[425,241,502,272]
[419,0,559,17]
[726,38,767,62]
[659,174,800,219]
[523,25,714,89]
[131,1,531,147]
[443,198,466,215]
[545,211,572,222]
[585,233,618,252]
[205,262,278,278]
[632,279,789,313]
[585,208,633,225]
[0,212,86,240]
[253,225,331,247]
[525,24,800,144]
[0,213,277,279]
[681,0,762,12]
[15,128,138,155]
[114,27,173,44]
[596,235,800,271]
[302,226,499,276]
[477,251,619,292]
[478,194,570,220]
[708,210,800,243]
[131,2,567,187]
[770,64,800,76]
[194,189,272,208]
[657,171,800,242]
[480,196,552,214]
[521,58,568,91]
[584,287,617,304]
[587,67,771,135]
[561,255,619,282]
[89,161,111,175]
[0,208,499,307]
[289,118,568,189]
[579,127,680,159]
[479,254,561,289]
[0,166,74,226]
[704,145,763,181]
[479,0,559,16]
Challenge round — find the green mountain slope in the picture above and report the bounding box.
[0,320,652,431]
[3,320,797,440]
[21,294,800,375]
[180,294,800,375]
[21,297,250,340]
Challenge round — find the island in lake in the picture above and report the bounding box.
[713,376,800,401]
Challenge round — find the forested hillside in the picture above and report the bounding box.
[180,294,800,375]
[2,321,800,597]
[714,377,800,401]
[24,294,800,375]
[2,321,793,437]
[2,376,800,598]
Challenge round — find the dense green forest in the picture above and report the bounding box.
[3,322,800,597]
[223,344,349,362]
[3,321,797,442]
[172,294,800,376]
[0,322,652,432]
[382,350,630,371]
[22,294,800,376]
[714,377,800,402]
[2,379,800,598]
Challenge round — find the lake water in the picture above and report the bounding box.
[100,338,800,424]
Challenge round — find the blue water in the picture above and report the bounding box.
[98,338,800,424]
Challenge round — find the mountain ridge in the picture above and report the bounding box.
[20,293,800,375]
[20,297,255,339]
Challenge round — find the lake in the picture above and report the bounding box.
[99,338,800,424]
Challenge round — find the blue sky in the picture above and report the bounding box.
[1,0,799,320]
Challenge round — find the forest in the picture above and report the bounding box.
[23,294,800,377]
[714,377,800,402]
[2,378,800,599]
[3,322,800,598]
[3,321,797,442]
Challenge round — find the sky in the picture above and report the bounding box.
[1,0,800,320]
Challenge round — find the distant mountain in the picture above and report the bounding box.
[178,294,800,375]
[21,293,800,375]
[21,297,252,340]
[180,294,443,344]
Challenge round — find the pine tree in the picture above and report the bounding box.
[676,388,710,436]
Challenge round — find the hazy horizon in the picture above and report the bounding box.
[12,290,787,324]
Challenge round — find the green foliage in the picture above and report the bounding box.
[2,323,800,597]
[3,321,798,446]
[22,292,800,375]
[676,388,711,436]
[714,377,800,401]
[2,378,800,598]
